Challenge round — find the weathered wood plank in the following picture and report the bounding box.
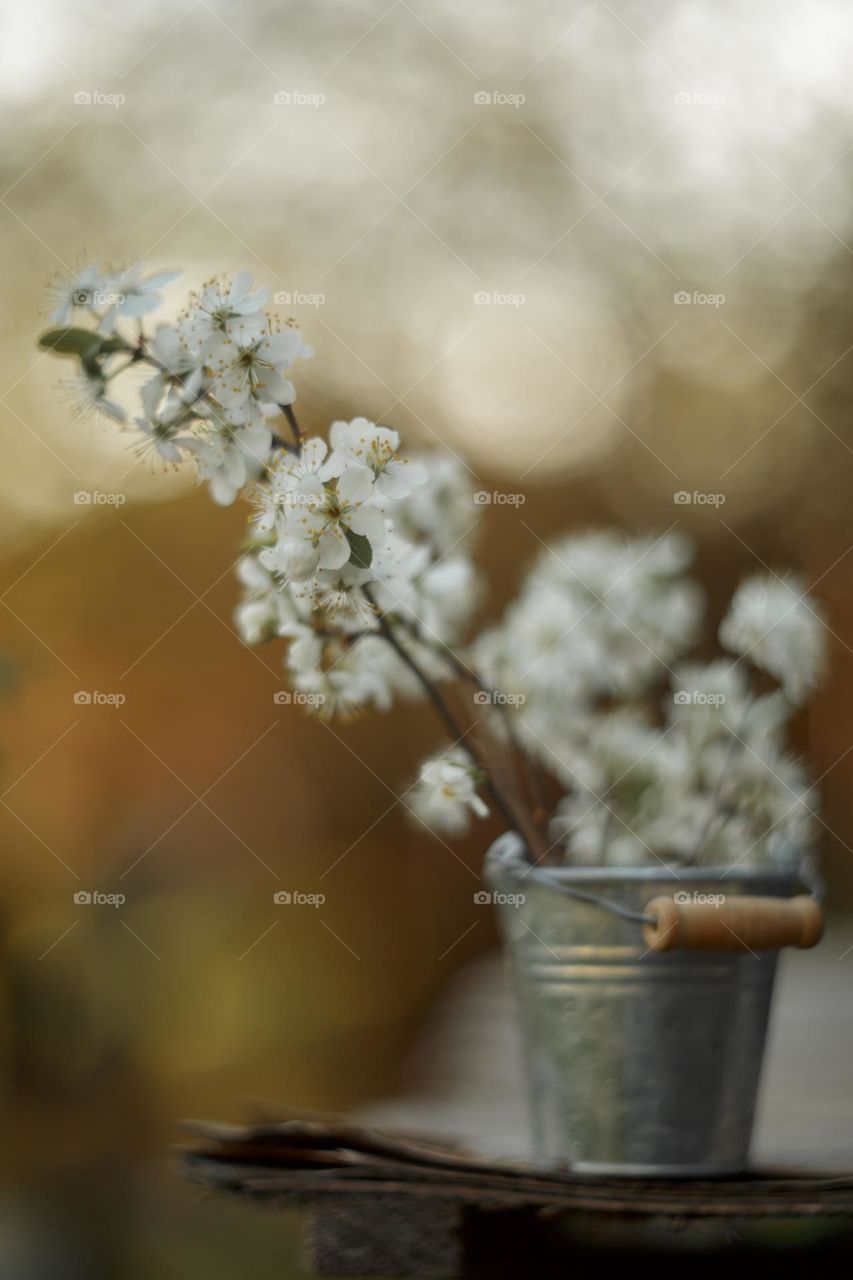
[305,1194,462,1278]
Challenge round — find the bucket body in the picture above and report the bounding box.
[484,834,799,1176]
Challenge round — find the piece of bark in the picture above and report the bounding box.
[178,1111,853,1219]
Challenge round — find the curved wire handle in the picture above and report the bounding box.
[522,864,655,925]
[490,832,822,929]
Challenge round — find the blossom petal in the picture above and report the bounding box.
[229,270,253,305]
[257,332,299,365]
[210,470,239,505]
[141,270,181,291]
[329,420,355,452]
[140,374,164,419]
[226,311,268,346]
[237,421,273,464]
[300,437,328,471]
[349,505,387,544]
[318,526,351,570]
[255,371,295,405]
[376,460,426,499]
[337,463,374,504]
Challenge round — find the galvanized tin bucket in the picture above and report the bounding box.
[484,832,804,1176]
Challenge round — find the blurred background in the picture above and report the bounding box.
[2,0,853,1274]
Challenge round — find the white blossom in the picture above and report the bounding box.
[46,262,105,326]
[528,530,702,695]
[369,529,481,651]
[180,271,269,355]
[411,748,489,835]
[390,452,478,556]
[132,408,192,464]
[719,573,826,703]
[98,265,180,332]
[140,324,203,420]
[281,624,397,719]
[258,437,389,580]
[207,326,311,426]
[234,553,289,646]
[188,417,273,506]
[62,365,126,423]
[305,565,376,628]
[329,418,428,500]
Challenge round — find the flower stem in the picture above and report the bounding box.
[364,589,533,850]
[684,695,754,863]
[282,403,303,448]
[389,612,552,845]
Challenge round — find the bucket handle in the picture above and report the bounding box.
[517,861,824,953]
[642,893,823,953]
[493,836,825,953]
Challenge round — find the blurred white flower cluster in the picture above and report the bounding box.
[476,532,826,869]
[40,264,828,872]
[46,264,312,504]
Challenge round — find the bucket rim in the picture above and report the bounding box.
[485,831,803,890]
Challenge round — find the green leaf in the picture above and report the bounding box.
[346,529,373,569]
[38,328,103,357]
[98,335,132,355]
[80,353,103,381]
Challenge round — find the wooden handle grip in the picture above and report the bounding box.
[643,894,824,953]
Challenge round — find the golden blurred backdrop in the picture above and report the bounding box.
[2,1,853,1274]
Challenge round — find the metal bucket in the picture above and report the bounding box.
[484,833,801,1176]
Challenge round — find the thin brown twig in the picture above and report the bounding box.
[389,612,553,849]
[364,589,526,838]
[282,403,303,448]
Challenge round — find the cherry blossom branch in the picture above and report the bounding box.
[281,403,303,448]
[363,589,542,853]
[105,332,303,458]
[682,695,755,864]
[387,610,553,841]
